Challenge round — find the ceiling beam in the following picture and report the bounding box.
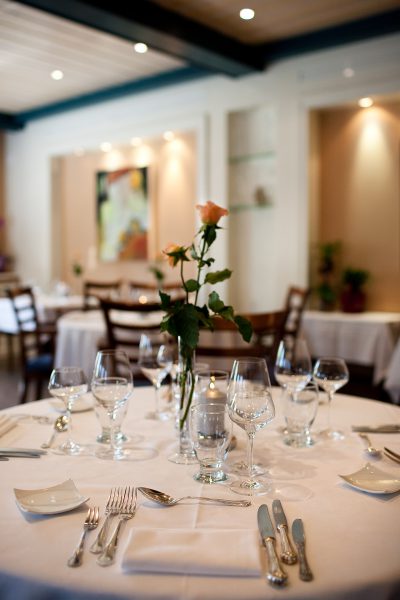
[14,0,265,76]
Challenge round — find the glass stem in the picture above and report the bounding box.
[154,383,161,416]
[65,400,73,446]
[247,432,255,482]
[327,391,334,431]
[109,411,117,457]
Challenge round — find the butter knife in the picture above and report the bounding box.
[292,518,313,581]
[272,499,297,564]
[257,504,288,585]
[351,425,400,433]
[0,448,46,457]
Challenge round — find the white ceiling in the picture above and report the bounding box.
[0,0,398,125]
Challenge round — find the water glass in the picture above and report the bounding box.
[283,383,319,447]
[189,402,232,483]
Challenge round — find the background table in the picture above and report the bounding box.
[384,339,400,404]
[0,388,399,600]
[301,311,400,384]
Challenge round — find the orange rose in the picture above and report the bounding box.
[163,243,184,267]
[196,201,228,225]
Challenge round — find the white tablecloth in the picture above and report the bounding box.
[301,311,400,384]
[0,388,399,600]
[55,309,165,378]
[384,339,400,404]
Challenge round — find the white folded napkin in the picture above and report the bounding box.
[0,416,17,438]
[122,528,261,577]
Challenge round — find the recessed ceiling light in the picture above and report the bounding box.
[163,131,174,141]
[134,42,148,54]
[358,97,373,108]
[130,137,142,146]
[343,67,354,78]
[240,8,255,20]
[100,142,112,152]
[51,69,64,81]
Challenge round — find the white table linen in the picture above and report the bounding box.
[301,311,400,384]
[0,387,399,600]
[55,309,164,378]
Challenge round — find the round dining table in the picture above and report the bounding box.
[0,387,399,600]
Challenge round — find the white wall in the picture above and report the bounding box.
[5,33,400,312]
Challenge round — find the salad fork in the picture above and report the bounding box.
[97,487,137,566]
[67,506,99,567]
[90,487,123,554]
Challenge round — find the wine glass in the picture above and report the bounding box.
[91,349,133,460]
[313,356,349,440]
[138,334,173,421]
[274,338,312,399]
[48,367,88,455]
[227,357,275,496]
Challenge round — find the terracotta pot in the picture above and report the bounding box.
[340,288,366,313]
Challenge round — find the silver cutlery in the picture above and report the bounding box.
[138,486,251,507]
[90,487,124,554]
[272,499,297,564]
[97,487,137,567]
[292,518,313,581]
[257,504,288,586]
[67,506,100,568]
[352,425,400,433]
[0,448,46,458]
[41,414,69,449]
[358,433,381,458]
[383,447,400,464]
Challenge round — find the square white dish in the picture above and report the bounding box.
[339,463,400,494]
[14,479,89,514]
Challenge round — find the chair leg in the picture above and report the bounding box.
[18,378,28,404]
[34,379,42,401]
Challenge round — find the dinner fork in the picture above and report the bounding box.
[97,487,137,567]
[384,447,400,464]
[90,487,123,554]
[67,506,99,567]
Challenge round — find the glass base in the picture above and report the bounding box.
[229,459,266,476]
[168,449,197,464]
[95,447,131,461]
[54,440,83,456]
[230,477,272,496]
[146,410,171,421]
[284,435,315,448]
[96,430,129,444]
[320,428,345,441]
[193,469,228,484]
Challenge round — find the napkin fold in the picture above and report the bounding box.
[0,415,17,438]
[122,528,261,577]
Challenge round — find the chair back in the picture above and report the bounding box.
[284,286,310,340]
[196,310,288,372]
[6,286,55,402]
[98,297,166,379]
[83,279,122,310]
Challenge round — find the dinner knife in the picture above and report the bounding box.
[351,425,400,433]
[272,499,297,564]
[257,504,288,585]
[292,518,313,581]
[0,448,47,457]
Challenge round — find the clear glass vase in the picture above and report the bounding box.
[168,338,197,464]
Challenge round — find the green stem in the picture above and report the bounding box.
[194,232,209,306]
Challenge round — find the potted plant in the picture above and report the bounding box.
[340,267,370,313]
[316,241,341,310]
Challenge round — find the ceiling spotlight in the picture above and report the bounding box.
[343,67,354,78]
[51,69,64,80]
[130,137,142,147]
[163,130,174,141]
[100,142,112,152]
[358,97,373,108]
[240,8,255,20]
[134,42,148,54]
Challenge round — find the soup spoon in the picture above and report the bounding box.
[358,433,381,458]
[41,414,69,449]
[138,487,251,507]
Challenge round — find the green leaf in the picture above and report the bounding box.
[159,291,171,309]
[173,304,200,349]
[234,315,253,342]
[184,279,200,293]
[208,291,225,313]
[205,269,232,285]
[202,225,217,247]
[219,306,234,320]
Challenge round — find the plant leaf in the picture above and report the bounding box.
[205,269,232,285]
[234,315,253,342]
[208,291,225,313]
[184,279,200,293]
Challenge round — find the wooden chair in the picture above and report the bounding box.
[83,279,122,311]
[98,296,168,381]
[196,310,288,373]
[283,286,310,341]
[0,273,21,368]
[6,286,57,403]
